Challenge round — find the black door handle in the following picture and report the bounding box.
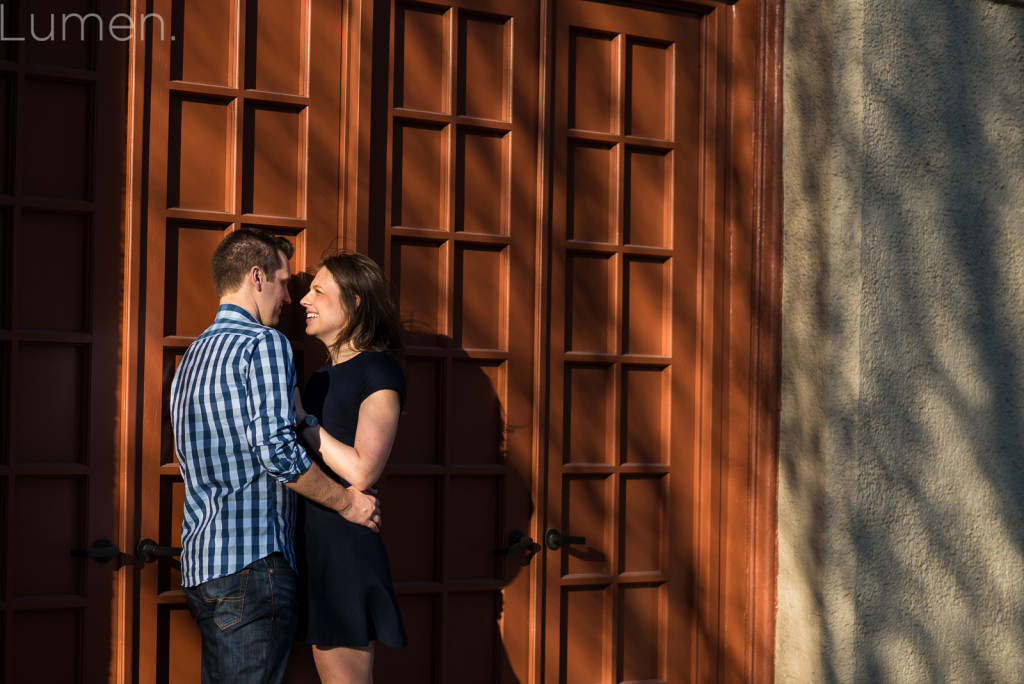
[494,530,535,555]
[70,538,121,563]
[544,529,586,550]
[136,538,182,563]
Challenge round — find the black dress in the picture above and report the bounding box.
[297,351,407,648]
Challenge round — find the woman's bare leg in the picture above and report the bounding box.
[312,644,374,684]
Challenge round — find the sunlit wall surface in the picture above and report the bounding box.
[781,1,1024,681]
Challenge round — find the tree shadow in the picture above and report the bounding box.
[784,0,1024,681]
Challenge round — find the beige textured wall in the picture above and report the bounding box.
[780,0,1024,681]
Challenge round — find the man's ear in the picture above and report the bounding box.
[250,266,263,290]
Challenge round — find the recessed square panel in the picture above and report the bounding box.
[627,39,672,140]
[243,105,305,218]
[625,149,670,247]
[171,0,235,87]
[457,13,508,120]
[375,594,438,682]
[564,586,608,682]
[0,75,13,195]
[445,592,500,681]
[14,345,86,464]
[245,0,307,95]
[450,361,504,465]
[0,4,14,60]
[391,357,442,465]
[160,604,202,684]
[24,78,91,200]
[567,253,613,353]
[564,475,610,576]
[568,143,615,243]
[619,584,665,681]
[0,211,7,325]
[392,239,444,340]
[570,30,616,134]
[18,212,89,332]
[385,476,439,582]
[164,223,226,337]
[621,476,665,572]
[168,97,233,212]
[395,4,449,113]
[625,258,668,356]
[565,364,613,465]
[456,130,507,235]
[12,609,81,683]
[394,123,448,230]
[455,246,504,350]
[446,477,500,580]
[622,366,667,465]
[0,344,8,464]
[162,350,186,466]
[160,478,186,593]
[23,0,94,70]
[13,477,84,597]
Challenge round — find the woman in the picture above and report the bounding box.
[294,251,407,683]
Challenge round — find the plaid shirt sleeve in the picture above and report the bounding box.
[245,328,313,482]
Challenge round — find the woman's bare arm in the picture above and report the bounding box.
[302,388,401,490]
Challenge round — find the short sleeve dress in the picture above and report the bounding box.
[297,350,408,648]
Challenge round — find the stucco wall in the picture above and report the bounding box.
[780,0,1024,681]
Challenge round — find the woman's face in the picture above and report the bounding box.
[300,267,349,345]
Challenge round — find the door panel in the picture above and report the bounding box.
[0,2,127,682]
[135,1,343,681]
[372,2,539,682]
[546,1,703,681]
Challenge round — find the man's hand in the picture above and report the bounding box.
[341,486,382,533]
[287,465,381,533]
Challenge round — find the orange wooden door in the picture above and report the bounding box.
[544,1,777,681]
[0,2,128,681]
[544,2,702,680]
[370,1,540,682]
[131,0,344,680]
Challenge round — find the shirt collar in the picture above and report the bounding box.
[216,303,260,325]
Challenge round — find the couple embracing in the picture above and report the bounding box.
[170,227,406,683]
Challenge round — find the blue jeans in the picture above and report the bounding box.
[184,553,298,684]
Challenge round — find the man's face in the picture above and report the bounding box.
[257,251,292,326]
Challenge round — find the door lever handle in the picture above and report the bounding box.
[544,529,586,550]
[136,538,182,563]
[494,530,535,555]
[70,539,121,563]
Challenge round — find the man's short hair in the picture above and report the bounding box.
[211,227,295,297]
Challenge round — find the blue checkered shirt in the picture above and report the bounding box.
[170,304,312,587]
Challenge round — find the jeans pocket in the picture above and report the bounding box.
[198,570,250,630]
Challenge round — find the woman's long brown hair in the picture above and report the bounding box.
[318,250,404,360]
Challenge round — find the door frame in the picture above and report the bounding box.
[115,0,153,680]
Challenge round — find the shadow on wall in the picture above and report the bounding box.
[785,0,1024,681]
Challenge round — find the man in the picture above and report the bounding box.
[170,227,380,683]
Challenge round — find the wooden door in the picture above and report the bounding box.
[369,1,540,682]
[131,0,344,680]
[0,2,128,682]
[544,1,778,681]
[545,1,701,680]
